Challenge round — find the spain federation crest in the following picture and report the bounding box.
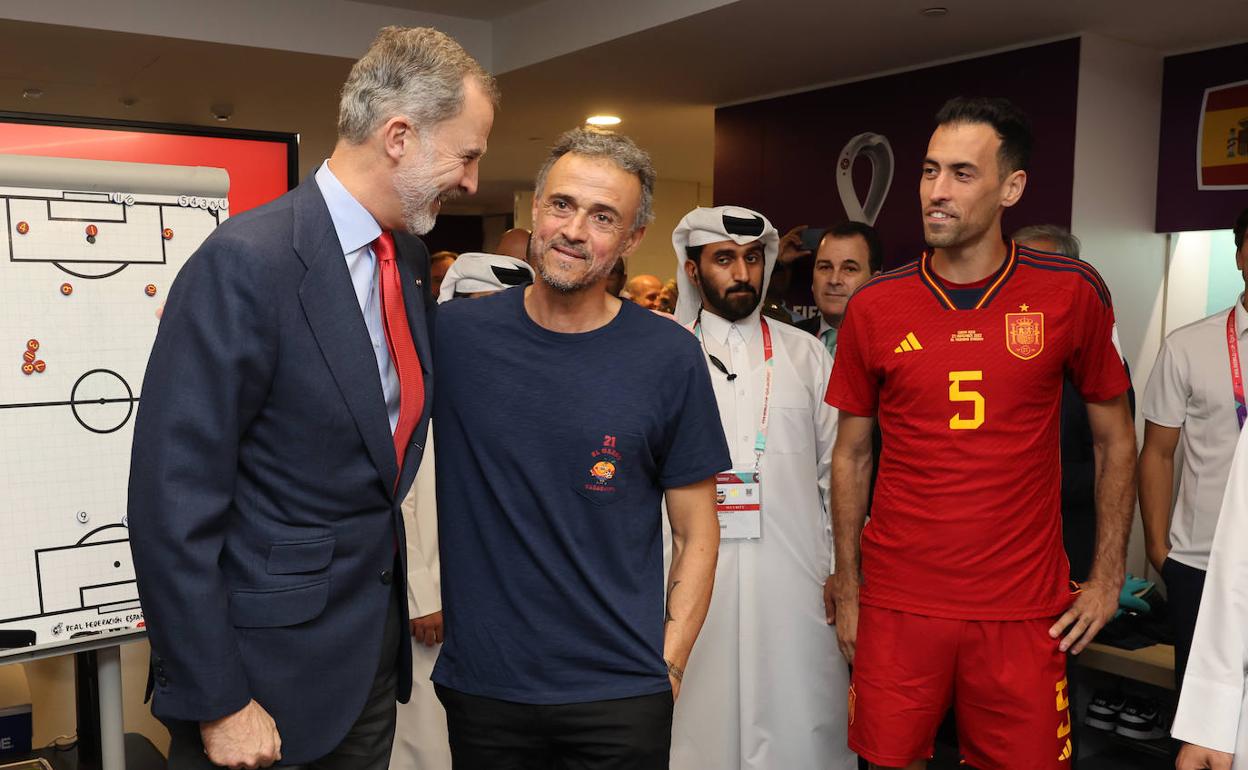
[1006,309,1044,360]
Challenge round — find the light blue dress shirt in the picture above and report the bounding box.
[314,160,400,433]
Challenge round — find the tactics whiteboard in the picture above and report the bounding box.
[0,153,228,654]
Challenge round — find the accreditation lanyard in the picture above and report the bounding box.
[1229,308,1245,430]
[694,316,775,470]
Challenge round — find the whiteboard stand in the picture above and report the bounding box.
[97,645,125,770]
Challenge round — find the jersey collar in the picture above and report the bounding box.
[918,241,1018,311]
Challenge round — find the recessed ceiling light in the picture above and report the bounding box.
[22,88,43,100]
[921,6,948,16]
[586,115,621,127]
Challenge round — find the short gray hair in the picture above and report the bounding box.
[1012,224,1081,259]
[534,128,656,232]
[338,26,497,144]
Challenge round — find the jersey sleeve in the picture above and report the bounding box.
[824,299,878,416]
[1068,280,1130,404]
[1141,335,1189,428]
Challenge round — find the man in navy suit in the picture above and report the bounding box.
[128,26,495,770]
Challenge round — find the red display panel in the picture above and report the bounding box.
[0,112,297,215]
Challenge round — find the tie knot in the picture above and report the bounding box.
[373,231,396,263]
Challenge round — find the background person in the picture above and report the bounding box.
[667,205,852,770]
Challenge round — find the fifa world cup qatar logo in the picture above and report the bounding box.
[836,132,894,226]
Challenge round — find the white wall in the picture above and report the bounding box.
[1070,33,1168,578]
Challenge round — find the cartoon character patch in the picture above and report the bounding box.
[584,434,623,495]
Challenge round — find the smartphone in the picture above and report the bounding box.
[799,226,826,253]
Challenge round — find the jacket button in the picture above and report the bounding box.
[380,569,393,585]
[156,674,169,687]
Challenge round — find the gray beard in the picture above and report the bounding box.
[393,148,445,236]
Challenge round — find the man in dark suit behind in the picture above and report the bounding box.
[128,26,495,770]
[795,221,882,354]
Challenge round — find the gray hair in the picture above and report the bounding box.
[338,26,497,144]
[534,128,656,232]
[1012,224,1081,259]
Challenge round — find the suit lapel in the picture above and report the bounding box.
[292,180,398,492]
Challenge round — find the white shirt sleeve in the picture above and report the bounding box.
[1170,425,1248,753]
[1141,335,1189,429]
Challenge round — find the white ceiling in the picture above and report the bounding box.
[0,1,1241,216]
[348,0,546,20]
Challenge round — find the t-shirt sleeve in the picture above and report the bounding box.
[1141,336,1188,428]
[657,347,732,489]
[824,299,878,416]
[1069,281,1131,404]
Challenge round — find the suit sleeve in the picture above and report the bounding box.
[1170,426,1248,752]
[127,231,278,723]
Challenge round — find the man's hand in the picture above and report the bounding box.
[410,610,443,647]
[1049,579,1120,654]
[823,575,837,625]
[1176,743,1233,770]
[200,700,281,770]
[777,225,812,265]
[831,574,860,663]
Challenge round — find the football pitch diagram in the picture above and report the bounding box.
[0,154,228,647]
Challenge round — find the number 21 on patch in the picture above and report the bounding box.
[948,370,985,430]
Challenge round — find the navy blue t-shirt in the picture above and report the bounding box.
[431,287,731,704]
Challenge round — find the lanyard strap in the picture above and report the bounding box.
[1229,308,1245,430]
[693,315,775,468]
[755,318,774,466]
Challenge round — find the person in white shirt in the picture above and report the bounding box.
[1139,207,1248,691]
[795,221,882,355]
[1173,424,1248,769]
[390,251,534,770]
[667,206,853,770]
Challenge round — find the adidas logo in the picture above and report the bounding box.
[894,332,923,353]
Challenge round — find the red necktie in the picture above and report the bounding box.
[374,232,425,480]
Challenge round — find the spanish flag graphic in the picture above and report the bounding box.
[1198,79,1248,190]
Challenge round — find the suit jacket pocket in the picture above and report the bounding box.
[266,536,335,575]
[230,580,329,628]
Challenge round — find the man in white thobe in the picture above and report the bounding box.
[1173,424,1248,770]
[667,206,854,770]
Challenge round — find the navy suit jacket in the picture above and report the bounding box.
[128,176,432,763]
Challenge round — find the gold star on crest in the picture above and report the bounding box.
[1019,303,1030,312]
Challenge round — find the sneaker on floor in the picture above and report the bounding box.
[1115,696,1167,740]
[1085,689,1126,731]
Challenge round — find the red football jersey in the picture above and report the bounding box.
[825,243,1130,620]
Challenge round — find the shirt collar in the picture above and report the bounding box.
[698,306,760,346]
[315,159,382,255]
[818,317,835,339]
[1235,294,1248,338]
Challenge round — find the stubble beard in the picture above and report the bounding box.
[394,143,459,236]
[531,235,617,294]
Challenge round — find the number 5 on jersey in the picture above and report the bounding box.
[948,370,985,430]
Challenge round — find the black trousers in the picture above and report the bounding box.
[166,583,402,770]
[435,684,673,770]
[1163,556,1207,690]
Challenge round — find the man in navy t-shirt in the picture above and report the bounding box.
[432,127,730,769]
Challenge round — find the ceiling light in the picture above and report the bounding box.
[586,115,621,127]
[920,7,948,16]
[22,88,43,100]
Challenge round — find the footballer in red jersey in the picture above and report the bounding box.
[825,97,1137,770]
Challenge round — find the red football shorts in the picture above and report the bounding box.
[848,605,1073,769]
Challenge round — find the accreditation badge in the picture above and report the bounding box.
[715,468,761,541]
